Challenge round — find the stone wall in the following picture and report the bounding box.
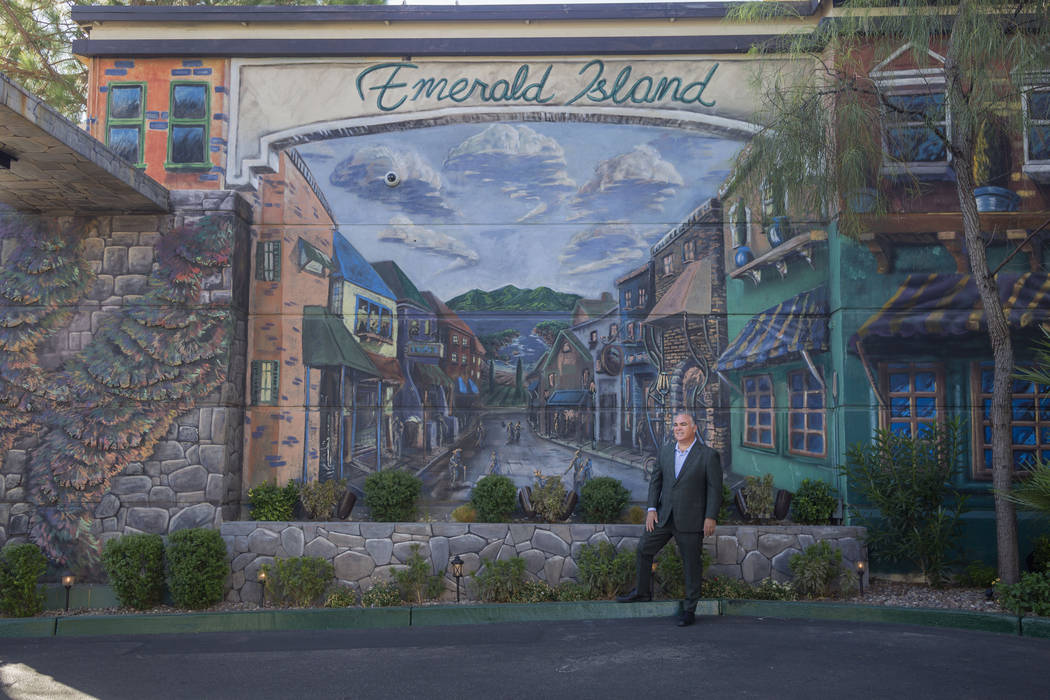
[221,522,867,603]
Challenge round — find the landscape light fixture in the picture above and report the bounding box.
[450,555,464,603]
[856,560,865,596]
[0,150,15,170]
[62,573,75,611]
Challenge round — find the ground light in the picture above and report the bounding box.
[856,561,865,596]
[257,568,267,604]
[450,555,464,602]
[62,574,75,611]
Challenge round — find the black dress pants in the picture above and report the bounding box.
[633,513,704,613]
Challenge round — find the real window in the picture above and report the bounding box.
[972,365,1050,479]
[883,91,947,164]
[662,254,674,276]
[879,362,944,438]
[251,360,279,405]
[106,83,146,165]
[743,374,775,449]
[788,369,826,458]
[167,82,210,168]
[255,240,281,282]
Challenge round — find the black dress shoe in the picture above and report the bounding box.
[615,589,652,603]
[676,611,695,627]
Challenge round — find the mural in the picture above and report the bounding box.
[243,121,745,504]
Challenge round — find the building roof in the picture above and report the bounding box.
[372,260,431,312]
[332,232,396,301]
[716,286,828,372]
[572,293,617,321]
[541,329,593,374]
[645,257,714,325]
[420,290,484,355]
[615,262,651,287]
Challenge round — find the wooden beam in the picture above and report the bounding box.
[860,232,892,274]
[937,231,968,273]
[1007,228,1044,273]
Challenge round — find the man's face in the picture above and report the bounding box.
[673,414,697,444]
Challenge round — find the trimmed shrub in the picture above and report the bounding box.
[473,557,528,603]
[791,479,836,525]
[580,477,629,522]
[956,561,998,588]
[532,475,568,523]
[470,474,517,522]
[451,505,477,523]
[575,541,635,598]
[997,571,1050,617]
[324,585,358,608]
[248,480,300,521]
[101,533,165,610]
[742,474,775,520]
[299,479,346,520]
[262,557,335,607]
[789,541,846,598]
[364,469,422,522]
[0,543,47,617]
[165,528,227,610]
[361,581,403,608]
[393,544,445,604]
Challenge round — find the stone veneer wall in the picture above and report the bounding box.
[221,522,867,603]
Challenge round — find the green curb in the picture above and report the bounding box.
[1021,617,1050,639]
[0,617,57,638]
[722,600,1021,635]
[54,606,410,637]
[410,600,710,627]
[44,584,120,612]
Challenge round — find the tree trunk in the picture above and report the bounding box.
[945,5,1019,583]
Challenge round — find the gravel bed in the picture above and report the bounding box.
[839,578,1007,614]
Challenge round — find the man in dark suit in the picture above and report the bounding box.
[617,412,722,627]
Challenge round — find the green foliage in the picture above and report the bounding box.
[512,580,557,604]
[1031,535,1050,574]
[580,477,629,523]
[749,578,798,601]
[532,475,568,523]
[473,557,528,603]
[719,483,732,523]
[625,506,646,524]
[361,580,403,608]
[261,557,334,607]
[533,320,570,346]
[655,544,685,599]
[445,285,581,313]
[956,561,998,589]
[792,479,837,525]
[392,545,445,605]
[101,534,165,610]
[842,420,967,587]
[298,479,346,521]
[363,469,421,522]
[0,543,47,617]
[165,528,227,610]
[997,572,1050,617]
[701,576,752,600]
[789,541,846,598]
[470,475,517,523]
[478,329,520,357]
[575,542,635,599]
[743,474,775,520]
[1005,460,1050,519]
[249,480,301,521]
[323,585,359,608]
[554,582,592,602]
[451,505,477,523]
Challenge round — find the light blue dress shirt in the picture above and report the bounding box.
[648,439,697,512]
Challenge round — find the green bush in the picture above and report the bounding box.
[471,475,517,522]
[789,541,846,598]
[997,571,1050,617]
[532,475,568,523]
[749,578,798,601]
[361,580,403,607]
[393,544,446,604]
[248,480,300,521]
[655,544,685,599]
[473,557,528,603]
[364,469,422,522]
[299,479,346,520]
[324,585,358,608]
[792,479,837,525]
[261,557,335,607]
[554,582,592,601]
[701,575,751,599]
[101,534,166,610]
[719,483,732,523]
[512,580,557,603]
[575,541,635,598]
[1031,534,1050,574]
[451,505,477,523]
[743,474,775,520]
[624,506,646,524]
[0,543,47,617]
[956,561,998,589]
[580,477,629,522]
[842,420,967,587]
[165,528,228,610]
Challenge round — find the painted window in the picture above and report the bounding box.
[624,290,633,308]
[1026,88,1050,162]
[354,296,393,339]
[732,202,750,247]
[879,362,944,437]
[106,82,146,165]
[296,238,332,277]
[638,288,647,308]
[788,370,826,458]
[167,82,210,167]
[589,330,598,345]
[250,360,279,405]
[328,279,342,314]
[452,334,460,345]
[410,320,420,336]
[743,374,775,448]
[424,320,432,336]
[255,240,281,281]
[682,239,696,262]
[609,323,618,338]
[451,352,458,363]
[972,365,1050,479]
[883,91,947,163]
[548,373,556,387]
[662,254,674,276]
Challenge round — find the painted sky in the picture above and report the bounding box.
[298,122,744,300]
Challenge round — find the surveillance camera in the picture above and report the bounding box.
[384,171,401,187]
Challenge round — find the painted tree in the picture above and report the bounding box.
[728,0,1050,582]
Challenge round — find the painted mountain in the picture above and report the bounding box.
[446,285,581,312]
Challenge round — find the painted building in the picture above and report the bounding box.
[616,262,658,450]
[567,296,620,446]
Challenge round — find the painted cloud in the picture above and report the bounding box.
[559,222,647,276]
[570,144,684,221]
[329,144,455,219]
[378,214,479,270]
[443,124,576,221]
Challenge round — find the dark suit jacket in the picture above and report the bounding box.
[647,440,722,533]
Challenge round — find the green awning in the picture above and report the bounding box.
[298,238,334,274]
[302,306,378,375]
[413,362,455,388]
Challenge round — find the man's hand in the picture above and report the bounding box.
[645,510,658,532]
[703,518,716,537]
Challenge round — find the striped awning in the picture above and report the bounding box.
[852,273,1050,349]
[716,286,828,371]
